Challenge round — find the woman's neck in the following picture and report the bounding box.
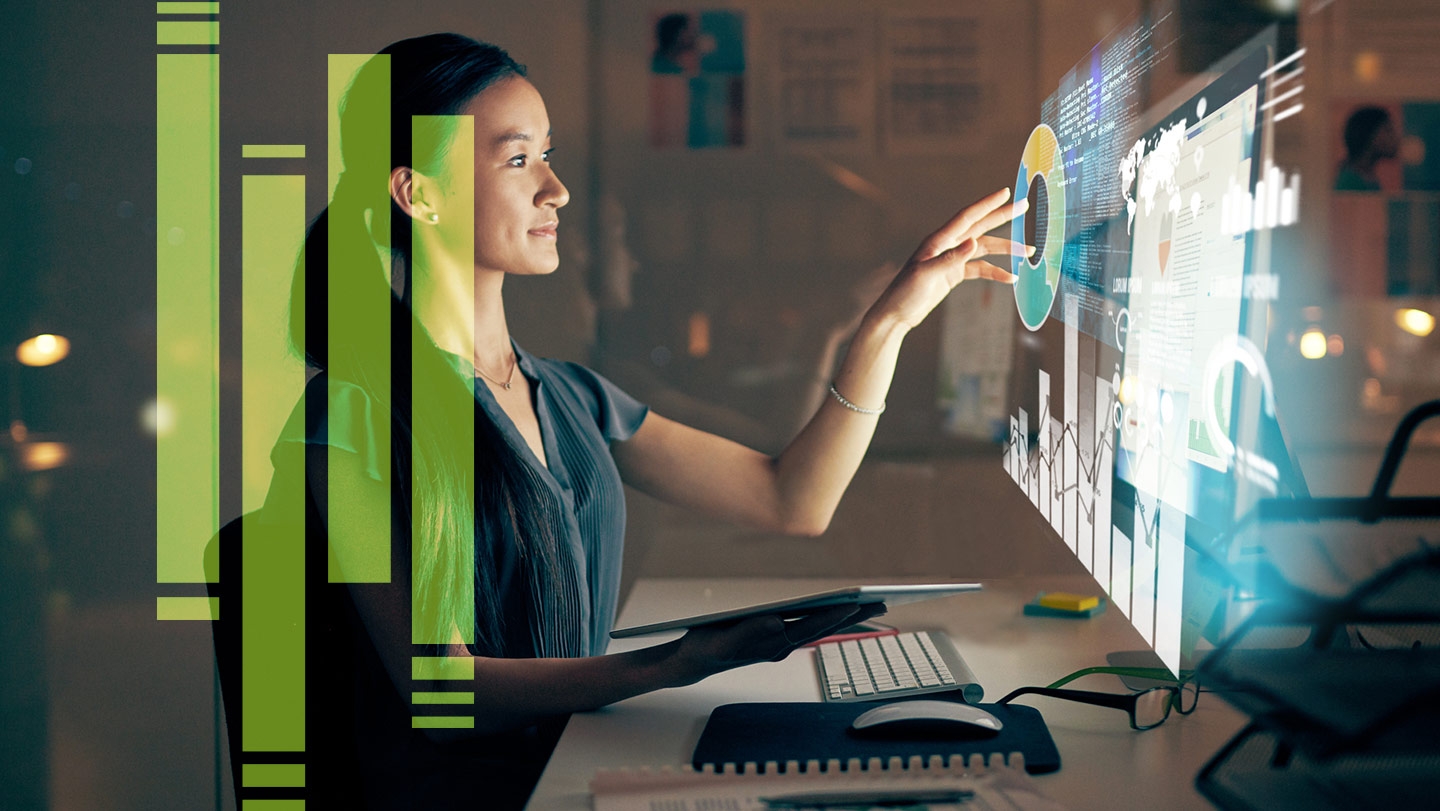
[411,251,512,369]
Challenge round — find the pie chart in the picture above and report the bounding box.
[1158,208,1174,275]
[1013,124,1067,331]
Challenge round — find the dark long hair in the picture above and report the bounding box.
[289,33,581,658]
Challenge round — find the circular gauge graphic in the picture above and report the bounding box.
[1013,124,1068,331]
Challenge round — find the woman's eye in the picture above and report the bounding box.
[507,154,527,167]
[542,148,555,163]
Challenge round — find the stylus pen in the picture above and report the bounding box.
[759,787,975,808]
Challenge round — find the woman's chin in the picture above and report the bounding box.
[511,262,559,277]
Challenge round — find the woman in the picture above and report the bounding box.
[271,32,1028,808]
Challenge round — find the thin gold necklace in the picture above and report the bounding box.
[474,352,517,390]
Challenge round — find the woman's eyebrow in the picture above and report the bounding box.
[492,128,553,148]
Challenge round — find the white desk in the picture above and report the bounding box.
[528,576,1247,810]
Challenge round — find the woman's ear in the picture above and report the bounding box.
[389,165,438,224]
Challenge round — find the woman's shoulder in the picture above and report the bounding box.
[527,355,650,443]
[269,371,388,481]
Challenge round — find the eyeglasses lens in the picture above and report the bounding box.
[1176,681,1199,713]
[1133,687,1174,729]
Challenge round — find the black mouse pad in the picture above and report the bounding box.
[692,695,1060,774]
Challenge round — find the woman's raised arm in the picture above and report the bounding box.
[612,187,1030,536]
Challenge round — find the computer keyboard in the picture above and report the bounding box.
[814,630,983,703]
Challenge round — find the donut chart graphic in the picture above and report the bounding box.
[1013,124,1067,331]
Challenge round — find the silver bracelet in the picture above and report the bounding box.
[828,382,885,415]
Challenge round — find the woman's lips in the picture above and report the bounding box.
[529,222,558,239]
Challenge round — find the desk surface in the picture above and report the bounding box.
[528,576,1245,810]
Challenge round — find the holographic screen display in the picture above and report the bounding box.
[1005,13,1305,673]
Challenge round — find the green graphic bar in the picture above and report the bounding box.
[157,21,219,45]
[156,596,219,620]
[241,801,304,810]
[241,504,305,751]
[411,716,475,730]
[242,763,305,788]
[156,52,219,584]
[411,657,474,681]
[157,2,220,13]
[411,114,475,646]
[239,174,308,754]
[327,54,390,583]
[241,174,306,512]
[242,144,305,159]
[412,691,475,705]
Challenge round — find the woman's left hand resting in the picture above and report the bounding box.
[866,186,1032,334]
[666,603,887,686]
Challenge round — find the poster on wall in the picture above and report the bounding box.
[649,9,747,148]
[880,8,991,155]
[765,12,877,153]
[1329,99,1440,297]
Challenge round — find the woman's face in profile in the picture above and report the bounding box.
[463,76,570,277]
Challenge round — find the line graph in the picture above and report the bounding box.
[1003,321,1186,669]
[1004,321,1118,594]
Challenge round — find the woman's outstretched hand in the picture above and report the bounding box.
[666,603,887,686]
[868,187,1033,334]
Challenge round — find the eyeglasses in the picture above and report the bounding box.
[996,666,1200,731]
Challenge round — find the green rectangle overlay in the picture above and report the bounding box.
[412,691,475,705]
[242,144,305,159]
[156,596,218,621]
[412,656,473,681]
[242,509,305,751]
[241,174,306,513]
[243,763,305,788]
[157,2,220,13]
[156,52,219,584]
[157,21,219,45]
[410,114,475,646]
[411,716,475,730]
[327,54,391,584]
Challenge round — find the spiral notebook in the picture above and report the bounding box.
[590,755,1069,811]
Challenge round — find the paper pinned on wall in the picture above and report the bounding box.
[881,7,993,155]
[766,12,877,153]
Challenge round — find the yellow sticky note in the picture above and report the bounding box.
[1038,592,1099,612]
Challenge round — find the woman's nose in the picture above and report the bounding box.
[539,167,569,209]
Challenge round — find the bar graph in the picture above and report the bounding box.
[1220,159,1300,236]
[1003,362,1118,593]
[1003,321,1194,669]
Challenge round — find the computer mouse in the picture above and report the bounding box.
[849,700,1003,738]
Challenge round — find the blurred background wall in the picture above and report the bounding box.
[3,0,1439,808]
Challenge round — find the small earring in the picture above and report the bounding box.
[427,213,439,223]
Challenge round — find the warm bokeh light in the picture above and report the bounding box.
[1395,308,1436,337]
[687,312,711,358]
[1354,51,1382,83]
[16,333,71,366]
[9,420,28,443]
[142,397,178,437]
[1299,328,1327,360]
[1326,334,1345,356]
[21,441,69,472]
